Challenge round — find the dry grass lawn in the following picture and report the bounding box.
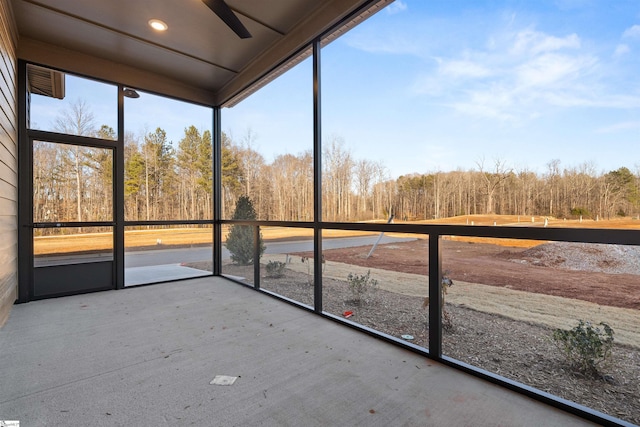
[33,214,640,255]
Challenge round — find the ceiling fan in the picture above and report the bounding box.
[202,0,252,39]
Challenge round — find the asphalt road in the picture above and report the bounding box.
[125,234,415,267]
[35,235,416,268]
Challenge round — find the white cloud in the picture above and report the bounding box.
[386,1,407,15]
[346,10,639,125]
[411,56,494,97]
[515,53,596,88]
[622,25,640,39]
[613,44,630,57]
[408,22,640,123]
[591,94,640,109]
[449,92,517,121]
[510,29,581,55]
[440,60,493,78]
[596,121,640,133]
[411,74,445,97]
[344,28,421,56]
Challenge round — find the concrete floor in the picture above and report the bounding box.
[125,264,210,286]
[0,277,597,426]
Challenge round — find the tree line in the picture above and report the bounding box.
[33,101,640,228]
[226,137,640,222]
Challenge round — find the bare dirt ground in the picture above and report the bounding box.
[317,238,640,310]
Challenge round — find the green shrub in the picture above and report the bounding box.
[552,320,614,375]
[265,260,286,278]
[347,270,378,306]
[225,196,265,265]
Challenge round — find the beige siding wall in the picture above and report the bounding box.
[0,0,18,327]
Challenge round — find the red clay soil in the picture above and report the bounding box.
[318,239,640,310]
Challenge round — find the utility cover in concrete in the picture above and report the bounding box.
[210,375,238,386]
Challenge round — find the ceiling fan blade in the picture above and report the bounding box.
[202,0,252,39]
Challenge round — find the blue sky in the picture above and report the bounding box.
[30,80,212,145]
[32,0,640,178]
[226,0,640,177]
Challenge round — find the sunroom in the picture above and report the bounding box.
[1,0,638,425]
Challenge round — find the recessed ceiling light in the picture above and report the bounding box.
[148,19,168,31]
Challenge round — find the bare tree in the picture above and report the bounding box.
[53,99,97,222]
[545,159,561,217]
[355,159,376,219]
[323,136,354,221]
[237,131,268,219]
[476,157,512,214]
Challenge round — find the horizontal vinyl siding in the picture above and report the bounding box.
[0,0,18,327]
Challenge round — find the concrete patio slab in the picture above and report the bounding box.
[0,277,596,426]
[125,264,211,286]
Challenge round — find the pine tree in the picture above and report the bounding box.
[225,196,265,265]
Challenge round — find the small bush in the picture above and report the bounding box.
[300,255,326,284]
[265,260,286,278]
[347,270,378,306]
[552,320,614,375]
[570,207,590,218]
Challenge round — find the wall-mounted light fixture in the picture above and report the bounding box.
[123,88,140,98]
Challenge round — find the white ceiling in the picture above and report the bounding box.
[11,0,385,105]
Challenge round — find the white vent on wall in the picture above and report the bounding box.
[27,64,65,99]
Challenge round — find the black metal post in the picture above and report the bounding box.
[254,226,261,289]
[213,106,222,276]
[312,38,323,313]
[428,233,442,357]
[17,60,32,303]
[115,86,125,289]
